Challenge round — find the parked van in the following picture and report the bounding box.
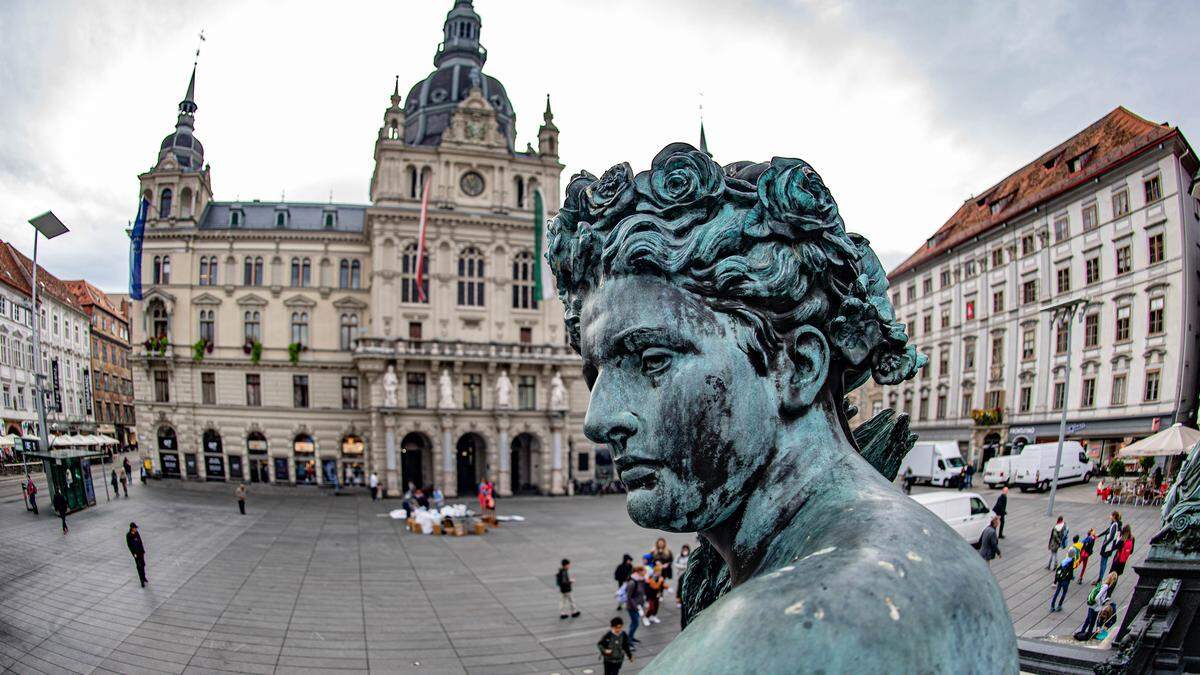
[1012,441,1094,492]
[911,491,994,546]
[983,456,1014,488]
[898,441,965,487]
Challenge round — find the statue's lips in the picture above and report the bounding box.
[618,463,661,491]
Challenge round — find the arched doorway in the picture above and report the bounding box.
[202,429,225,481]
[293,433,316,485]
[247,431,269,483]
[400,432,432,489]
[456,433,487,495]
[510,433,541,495]
[157,426,179,478]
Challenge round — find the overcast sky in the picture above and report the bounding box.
[1,0,1197,293]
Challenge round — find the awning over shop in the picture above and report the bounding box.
[1117,423,1200,458]
[0,433,19,448]
[24,447,107,461]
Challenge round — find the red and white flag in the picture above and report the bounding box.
[415,179,431,302]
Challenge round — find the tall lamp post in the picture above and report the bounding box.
[26,212,70,454]
[1042,297,1091,518]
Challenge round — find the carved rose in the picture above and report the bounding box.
[757,158,840,234]
[872,345,926,385]
[634,143,725,215]
[829,297,883,366]
[555,170,598,234]
[584,163,635,230]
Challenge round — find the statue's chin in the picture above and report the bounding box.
[624,484,701,533]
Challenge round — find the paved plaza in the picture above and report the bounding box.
[0,465,1161,674]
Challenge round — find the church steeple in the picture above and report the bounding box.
[434,0,486,68]
[538,94,559,157]
[177,64,198,129]
[156,61,205,172]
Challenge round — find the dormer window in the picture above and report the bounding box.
[229,209,243,227]
[323,211,336,228]
[274,208,288,228]
[1068,146,1096,173]
[988,192,1015,215]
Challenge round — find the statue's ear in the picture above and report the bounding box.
[781,326,830,415]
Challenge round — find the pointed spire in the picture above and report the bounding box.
[393,75,399,98]
[540,94,558,133]
[390,74,402,109]
[179,64,198,116]
[699,121,709,156]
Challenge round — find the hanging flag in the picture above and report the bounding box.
[128,197,148,300]
[414,179,432,302]
[533,188,545,300]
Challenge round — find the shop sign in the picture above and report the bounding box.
[160,453,179,474]
[50,358,62,412]
[342,437,364,455]
[204,437,222,453]
[82,366,92,416]
[247,439,268,453]
[205,454,225,478]
[293,439,315,454]
[1067,423,1087,434]
[159,435,175,450]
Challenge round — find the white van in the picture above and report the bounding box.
[1012,441,1094,492]
[911,491,994,546]
[898,441,965,487]
[983,456,1013,488]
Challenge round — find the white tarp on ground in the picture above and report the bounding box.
[1118,423,1200,458]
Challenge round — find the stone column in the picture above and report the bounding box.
[496,413,512,497]
[550,413,565,495]
[440,414,456,497]
[384,415,398,497]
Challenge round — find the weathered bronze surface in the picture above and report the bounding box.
[547,143,1018,672]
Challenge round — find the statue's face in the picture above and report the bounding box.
[580,275,781,532]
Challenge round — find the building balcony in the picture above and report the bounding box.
[354,336,579,366]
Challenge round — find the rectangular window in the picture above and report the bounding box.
[463,374,482,409]
[1053,215,1070,242]
[1085,256,1101,284]
[920,349,931,380]
[961,391,974,418]
[992,249,1004,267]
[1148,297,1165,335]
[922,314,932,334]
[906,285,916,302]
[922,278,932,295]
[938,349,949,377]
[246,374,261,406]
[1145,370,1161,401]
[1116,244,1132,275]
[578,452,590,473]
[1148,232,1164,265]
[918,395,929,421]
[407,322,423,341]
[201,372,216,405]
[1021,234,1034,257]
[293,375,309,408]
[964,260,976,279]
[892,292,901,307]
[341,376,359,410]
[518,375,536,410]
[1144,175,1162,203]
[1052,381,1066,411]
[406,373,426,409]
[938,308,949,329]
[940,269,951,288]
[1112,188,1130,217]
[984,390,1004,411]
[1084,314,1099,348]
[1056,267,1071,294]
[1111,374,1127,406]
[992,289,1005,313]
[990,336,1004,368]
[1019,386,1031,413]
[963,341,976,370]
[936,394,947,420]
[1021,328,1035,361]
[1021,279,1037,304]
[1081,377,1096,408]
[1082,203,1099,231]
[965,299,976,321]
[519,327,533,344]
[153,370,169,402]
[1115,305,1131,342]
[1055,322,1069,354]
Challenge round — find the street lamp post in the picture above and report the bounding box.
[26,212,69,455]
[1042,297,1090,518]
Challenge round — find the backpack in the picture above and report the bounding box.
[1055,562,1073,583]
[1086,582,1103,606]
[615,583,629,605]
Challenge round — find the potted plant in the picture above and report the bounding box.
[249,340,263,364]
[287,342,303,364]
[192,338,208,362]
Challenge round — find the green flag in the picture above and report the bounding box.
[533,189,545,300]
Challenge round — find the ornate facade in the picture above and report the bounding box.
[131,0,588,496]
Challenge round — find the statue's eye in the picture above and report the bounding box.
[640,348,672,376]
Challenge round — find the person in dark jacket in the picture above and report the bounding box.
[979,516,1001,565]
[557,558,580,619]
[52,490,68,534]
[597,617,634,674]
[623,568,647,643]
[992,487,1008,538]
[123,457,133,485]
[613,553,633,609]
[119,469,128,497]
[1094,511,1122,582]
[111,469,120,499]
[127,522,148,587]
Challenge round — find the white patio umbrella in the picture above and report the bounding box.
[1117,423,1200,458]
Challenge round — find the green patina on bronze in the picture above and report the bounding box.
[1151,440,1200,559]
[547,144,1018,673]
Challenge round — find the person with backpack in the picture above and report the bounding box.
[622,568,646,645]
[1075,572,1119,640]
[1078,529,1096,584]
[1047,516,1069,570]
[644,563,664,625]
[1094,511,1122,582]
[1112,525,1135,575]
[557,559,580,619]
[614,554,633,592]
[597,617,634,674]
[1050,555,1074,612]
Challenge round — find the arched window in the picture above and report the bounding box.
[275,211,286,227]
[401,244,429,303]
[11,337,21,369]
[150,301,169,338]
[243,311,261,342]
[407,166,418,199]
[159,188,173,219]
[351,260,361,288]
[511,251,538,309]
[420,167,433,195]
[198,255,217,285]
[339,260,350,288]
[198,309,214,342]
[388,120,399,140]
[339,313,359,351]
[230,210,242,227]
[152,256,171,284]
[290,258,301,286]
[290,311,309,346]
[179,187,193,218]
[323,212,335,228]
[457,247,485,307]
[514,176,525,209]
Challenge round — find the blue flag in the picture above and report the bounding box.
[129,197,148,300]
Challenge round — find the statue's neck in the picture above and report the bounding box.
[701,406,856,586]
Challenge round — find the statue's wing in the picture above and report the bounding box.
[851,407,916,482]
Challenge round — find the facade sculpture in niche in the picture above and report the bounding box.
[495,370,513,409]
[383,365,399,408]
[438,369,456,409]
[549,370,568,411]
[546,143,1018,672]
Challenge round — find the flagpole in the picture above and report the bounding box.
[415,180,431,302]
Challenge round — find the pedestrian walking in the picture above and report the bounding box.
[1095,511,1122,582]
[1078,529,1096,583]
[614,553,633,610]
[432,486,445,510]
[52,490,68,535]
[597,617,634,674]
[1050,555,1074,612]
[644,564,664,624]
[674,544,690,608]
[1111,525,1135,575]
[623,568,646,644]
[979,516,1001,565]
[139,463,147,485]
[557,558,581,619]
[120,469,128,497]
[902,466,914,494]
[992,487,1008,538]
[965,463,975,488]
[1047,516,1069,570]
[111,468,120,498]
[369,472,379,500]
[126,522,148,587]
[123,457,132,486]
[1074,572,1119,640]
[236,484,246,515]
[24,474,38,514]
[652,538,674,591]
[956,466,966,491]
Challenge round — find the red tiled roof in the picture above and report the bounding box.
[0,241,86,313]
[889,107,1180,280]
[0,243,32,297]
[64,279,124,320]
